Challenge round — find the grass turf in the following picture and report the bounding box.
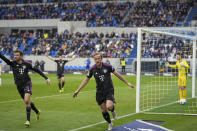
[0,73,197,131]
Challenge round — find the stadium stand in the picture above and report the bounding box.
[0,0,194,27]
[141,33,193,59]
[0,30,137,58]
[123,0,193,27]
[0,0,124,4]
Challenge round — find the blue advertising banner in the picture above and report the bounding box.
[111,120,172,131]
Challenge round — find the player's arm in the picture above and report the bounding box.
[30,65,51,85]
[45,53,55,62]
[73,77,90,98]
[113,71,134,88]
[165,62,177,68]
[67,55,78,62]
[0,54,13,66]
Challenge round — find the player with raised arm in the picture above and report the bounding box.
[165,53,190,104]
[0,50,51,127]
[73,52,134,130]
[45,53,77,92]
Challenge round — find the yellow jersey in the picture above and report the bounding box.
[121,60,126,66]
[169,60,189,79]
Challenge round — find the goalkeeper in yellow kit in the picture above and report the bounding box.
[165,53,190,104]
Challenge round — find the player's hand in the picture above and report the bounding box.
[73,90,79,98]
[180,62,185,67]
[46,79,51,85]
[165,62,169,67]
[127,82,134,88]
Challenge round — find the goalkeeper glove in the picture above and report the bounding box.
[180,62,186,67]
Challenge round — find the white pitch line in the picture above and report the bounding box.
[0,86,128,104]
[68,112,137,131]
[0,90,95,104]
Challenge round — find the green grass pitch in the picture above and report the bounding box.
[0,73,197,131]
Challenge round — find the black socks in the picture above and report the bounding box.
[102,112,111,124]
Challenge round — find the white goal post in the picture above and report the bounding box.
[136,27,197,115]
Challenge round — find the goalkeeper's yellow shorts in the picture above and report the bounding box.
[178,78,187,86]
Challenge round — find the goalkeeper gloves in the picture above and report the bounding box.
[180,62,186,67]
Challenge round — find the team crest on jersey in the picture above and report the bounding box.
[23,65,26,69]
[103,69,107,73]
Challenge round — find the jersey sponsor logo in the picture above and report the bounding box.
[19,68,24,74]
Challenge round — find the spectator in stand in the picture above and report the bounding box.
[0,30,136,58]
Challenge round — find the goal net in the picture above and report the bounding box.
[136,27,197,115]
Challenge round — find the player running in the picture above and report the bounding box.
[45,53,77,92]
[165,53,190,104]
[0,50,51,127]
[73,52,134,130]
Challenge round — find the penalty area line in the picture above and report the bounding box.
[68,112,137,131]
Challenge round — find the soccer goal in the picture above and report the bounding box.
[136,27,197,115]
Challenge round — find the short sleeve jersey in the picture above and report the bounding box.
[55,60,68,75]
[87,63,115,91]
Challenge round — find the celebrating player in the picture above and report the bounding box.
[0,50,51,127]
[165,53,190,104]
[73,52,134,130]
[45,53,77,92]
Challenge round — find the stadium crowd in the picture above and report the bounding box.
[0,30,136,58]
[123,0,193,27]
[141,33,192,59]
[0,0,122,4]
[0,29,192,59]
[0,0,193,27]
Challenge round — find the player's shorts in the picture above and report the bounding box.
[96,88,116,105]
[17,81,32,99]
[178,77,187,86]
[57,74,65,79]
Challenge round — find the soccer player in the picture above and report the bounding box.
[73,52,134,130]
[45,54,77,92]
[0,50,51,127]
[165,53,190,104]
[86,57,91,71]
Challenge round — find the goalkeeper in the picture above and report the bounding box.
[165,53,190,104]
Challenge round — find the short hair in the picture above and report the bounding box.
[14,50,23,56]
[176,52,182,58]
[93,52,103,59]
[177,52,181,56]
